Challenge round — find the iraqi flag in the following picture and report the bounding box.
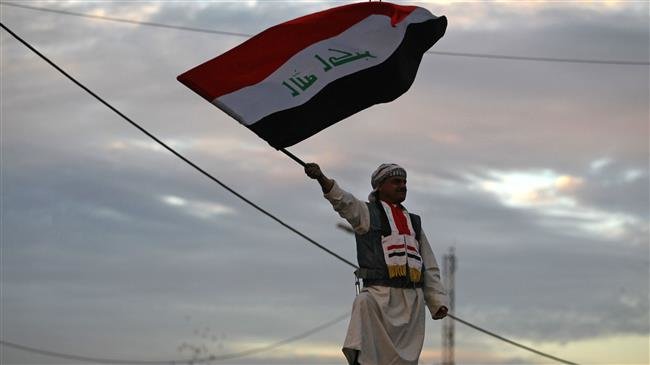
[178,2,447,149]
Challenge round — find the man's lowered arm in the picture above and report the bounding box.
[419,230,449,320]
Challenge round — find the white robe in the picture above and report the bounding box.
[324,181,448,365]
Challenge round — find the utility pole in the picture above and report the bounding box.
[442,246,456,365]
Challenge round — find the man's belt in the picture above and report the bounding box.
[355,268,386,280]
[356,268,423,289]
[362,279,423,288]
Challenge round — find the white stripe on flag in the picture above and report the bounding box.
[214,8,434,126]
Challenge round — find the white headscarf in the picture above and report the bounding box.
[368,163,406,201]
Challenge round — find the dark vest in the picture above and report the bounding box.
[354,199,423,288]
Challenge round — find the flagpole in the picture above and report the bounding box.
[280,148,306,167]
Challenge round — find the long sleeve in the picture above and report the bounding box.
[419,230,449,317]
[323,181,370,235]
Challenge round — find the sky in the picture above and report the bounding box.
[1,1,648,364]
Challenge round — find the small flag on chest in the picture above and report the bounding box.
[177,2,447,149]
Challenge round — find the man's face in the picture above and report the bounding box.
[378,176,407,204]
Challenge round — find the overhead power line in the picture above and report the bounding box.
[0,21,580,365]
[1,2,251,38]
[425,50,650,66]
[0,312,350,364]
[448,314,579,365]
[3,1,649,66]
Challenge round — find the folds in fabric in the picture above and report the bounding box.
[178,2,447,149]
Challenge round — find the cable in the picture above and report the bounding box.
[1,340,166,365]
[1,2,251,38]
[0,21,581,365]
[2,1,648,66]
[425,50,650,66]
[0,312,350,364]
[448,313,579,365]
[0,21,358,270]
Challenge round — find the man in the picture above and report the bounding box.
[304,162,448,365]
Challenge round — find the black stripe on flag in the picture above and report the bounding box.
[249,16,447,149]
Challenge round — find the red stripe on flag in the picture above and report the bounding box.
[177,2,416,101]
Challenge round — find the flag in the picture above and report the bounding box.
[177,2,447,149]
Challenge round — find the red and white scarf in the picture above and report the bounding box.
[379,201,423,282]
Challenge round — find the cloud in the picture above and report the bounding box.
[462,168,645,241]
[2,1,648,364]
[161,194,236,219]
[590,157,613,173]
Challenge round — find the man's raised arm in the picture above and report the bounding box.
[304,162,369,234]
[304,162,334,193]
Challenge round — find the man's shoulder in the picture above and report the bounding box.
[408,211,422,218]
[408,212,423,233]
